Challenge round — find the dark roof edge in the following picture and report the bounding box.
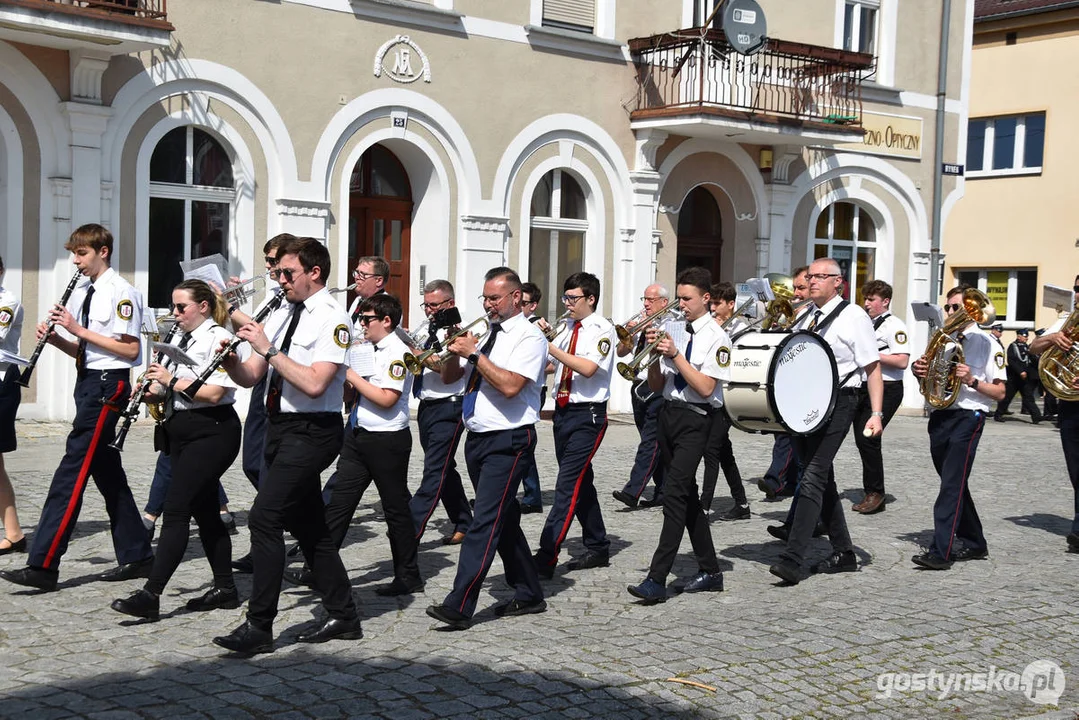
[976,1,1079,23]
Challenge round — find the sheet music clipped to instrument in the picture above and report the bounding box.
[348,342,376,378]
[664,319,689,356]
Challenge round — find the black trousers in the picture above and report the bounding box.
[621,385,665,500]
[247,413,355,629]
[29,370,151,571]
[409,398,472,538]
[326,426,420,586]
[928,408,987,559]
[441,426,542,618]
[700,408,744,510]
[782,391,857,565]
[852,380,904,494]
[1060,400,1079,534]
[996,375,1042,422]
[146,406,240,595]
[647,403,719,583]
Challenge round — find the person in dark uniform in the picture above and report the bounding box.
[911,285,1005,569]
[533,272,614,578]
[288,293,422,596]
[409,279,473,546]
[110,280,243,620]
[426,267,547,629]
[0,224,152,592]
[994,328,1042,424]
[214,236,361,652]
[627,267,729,603]
[518,282,545,514]
[769,258,884,585]
[700,281,748,520]
[851,279,909,514]
[0,255,25,555]
[612,283,669,509]
[1028,307,1076,552]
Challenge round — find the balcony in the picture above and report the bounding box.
[629,28,874,147]
[0,0,172,54]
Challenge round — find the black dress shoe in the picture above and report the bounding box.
[952,546,989,561]
[532,553,556,579]
[0,565,59,592]
[186,586,241,612]
[213,620,274,654]
[682,571,724,593]
[373,579,424,596]
[111,588,160,620]
[426,604,471,630]
[718,503,751,521]
[296,616,364,643]
[567,551,609,571]
[283,566,314,587]
[0,536,27,555]
[757,477,780,499]
[611,490,638,509]
[231,554,254,574]
[911,552,953,570]
[494,598,547,617]
[769,559,804,585]
[97,557,154,582]
[766,524,789,542]
[1067,532,1079,551]
[626,577,666,604]
[519,503,543,514]
[810,550,858,574]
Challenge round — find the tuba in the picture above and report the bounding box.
[1038,309,1079,401]
[919,288,996,409]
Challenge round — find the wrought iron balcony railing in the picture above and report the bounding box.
[629,28,874,131]
[0,0,170,29]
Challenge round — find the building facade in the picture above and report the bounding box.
[0,0,972,418]
[945,0,1077,345]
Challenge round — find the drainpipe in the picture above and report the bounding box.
[929,0,952,303]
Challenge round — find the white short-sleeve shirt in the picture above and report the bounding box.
[810,295,879,388]
[464,311,547,433]
[660,313,731,408]
[872,312,911,382]
[172,319,240,411]
[352,330,412,431]
[67,267,144,370]
[952,324,1007,412]
[549,313,616,404]
[0,286,24,375]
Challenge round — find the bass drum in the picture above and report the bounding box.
[722,329,838,435]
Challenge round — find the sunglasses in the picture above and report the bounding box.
[358,315,382,325]
[271,267,301,282]
[170,302,191,313]
[944,303,962,312]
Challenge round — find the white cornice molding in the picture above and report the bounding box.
[461,215,508,233]
[276,197,331,218]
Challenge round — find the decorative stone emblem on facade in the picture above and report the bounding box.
[374,35,432,84]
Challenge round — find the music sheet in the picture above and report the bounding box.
[349,342,376,378]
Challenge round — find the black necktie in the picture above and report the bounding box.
[178,332,192,351]
[808,309,823,332]
[75,285,95,372]
[462,324,502,419]
[674,323,694,391]
[266,304,303,416]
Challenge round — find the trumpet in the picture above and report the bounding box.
[615,303,672,344]
[18,270,82,387]
[540,311,572,341]
[720,296,758,330]
[396,317,431,351]
[615,308,685,381]
[403,314,491,376]
[223,272,270,307]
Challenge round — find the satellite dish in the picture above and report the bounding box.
[722,0,768,56]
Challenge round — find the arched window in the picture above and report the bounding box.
[148,126,235,308]
[813,201,877,302]
[529,169,587,322]
[676,186,723,280]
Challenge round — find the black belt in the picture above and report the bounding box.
[77,368,130,380]
[666,399,710,416]
[269,411,340,423]
[419,396,461,407]
[555,401,607,413]
[839,386,863,396]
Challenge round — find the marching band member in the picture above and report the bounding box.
[533,272,615,578]
[1,224,152,592]
[297,293,423,597]
[215,236,361,653]
[0,255,25,555]
[910,285,1005,569]
[627,267,729,603]
[408,279,473,546]
[518,282,545,514]
[994,328,1042,424]
[769,258,883,585]
[427,267,546,629]
[851,280,909,515]
[613,284,669,509]
[701,281,748,520]
[1029,296,1079,553]
[111,280,243,620]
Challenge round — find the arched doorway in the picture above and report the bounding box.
[349,144,413,316]
[675,186,723,280]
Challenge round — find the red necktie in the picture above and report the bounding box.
[555,322,580,408]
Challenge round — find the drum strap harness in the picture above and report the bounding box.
[806,299,863,389]
[873,313,890,331]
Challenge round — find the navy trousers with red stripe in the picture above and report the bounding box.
[927,408,988,560]
[409,398,473,538]
[29,370,151,571]
[621,386,665,501]
[441,425,543,618]
[535,403,609,568]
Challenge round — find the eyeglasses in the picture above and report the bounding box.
[264,255,277,266]
[358,315,381,325]
[522,298,537,305]
[805,273,841,281]
[170,302,190,313]
[479,293,507,304]
[944,303,962,313]
[271,267,302,282]
[641,296,663,303]
[421,299,451,311]
[562,294,586,304]
[353,269,378,281]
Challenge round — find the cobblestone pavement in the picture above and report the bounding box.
[1,412,1077,719]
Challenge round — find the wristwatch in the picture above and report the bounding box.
[264,345,280,360]
[970,378,979,390]
[467,353,479,365]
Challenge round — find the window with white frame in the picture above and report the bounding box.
[843,0,878,55]
[148,126,235,308]
[529,169,587,322]
[956,268,1037,326]
[692,0,722,29]
[812,201,878,304]
[542,0,596,33]
[966,113,1045,177]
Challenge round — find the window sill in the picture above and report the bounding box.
[861,80,902,107]
[350,0,464,33]
[524,24,626,61]
[965,167,1042,179]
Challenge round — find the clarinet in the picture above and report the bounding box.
[18,270,82,387]
[109,321,181,452]
[178,289,286,402]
